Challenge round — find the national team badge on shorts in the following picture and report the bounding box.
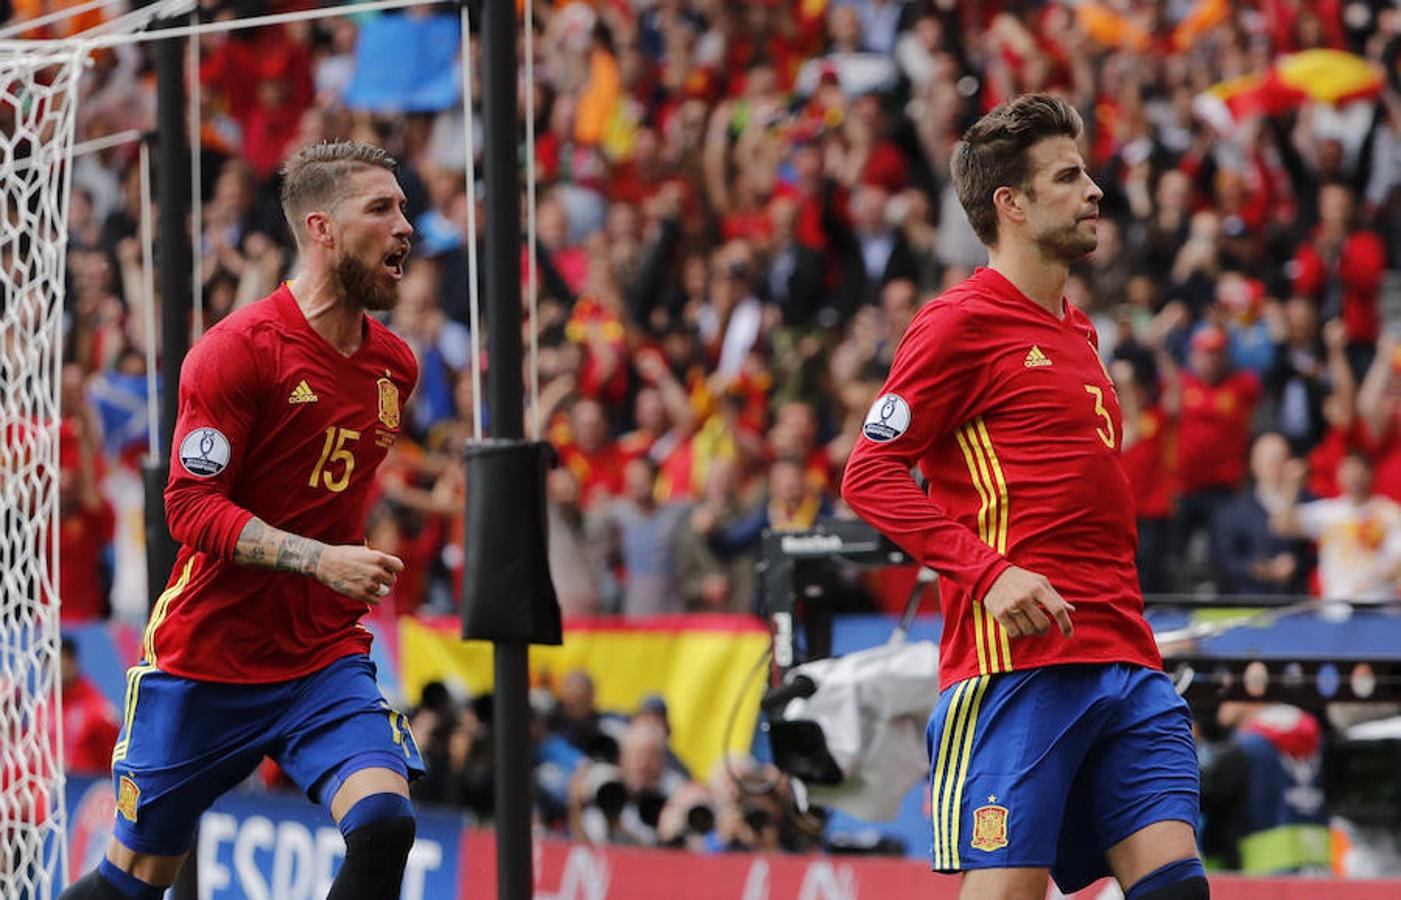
[116,776,140,822]
[377,376,400,429]
[971,798,1009,851]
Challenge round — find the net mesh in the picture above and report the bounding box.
[0,41,84,900]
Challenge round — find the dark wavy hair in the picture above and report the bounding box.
[950,93,1083,247]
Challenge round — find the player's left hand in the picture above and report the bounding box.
[982,565,1075,639]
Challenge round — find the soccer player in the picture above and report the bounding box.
[842,95,1206,900]
[62,142,422,900]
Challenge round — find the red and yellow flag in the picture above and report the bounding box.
[399,615,769,779]
[1196,50,1383,131]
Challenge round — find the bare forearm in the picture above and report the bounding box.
[656,376,695,433]
[232,517,325,575]
[386,484,459,517]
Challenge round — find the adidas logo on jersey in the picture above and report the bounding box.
[1024,346,1052,368]
[288,380,319,404]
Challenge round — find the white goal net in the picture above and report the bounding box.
[0,40,85,900]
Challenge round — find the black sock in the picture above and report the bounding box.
[57,867,161,900]
[325,815,416,900]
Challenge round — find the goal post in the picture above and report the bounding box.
[0,39,87,900]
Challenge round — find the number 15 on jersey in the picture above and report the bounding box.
[310,427,360,492]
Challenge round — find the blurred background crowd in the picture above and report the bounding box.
[10,0,1401,869]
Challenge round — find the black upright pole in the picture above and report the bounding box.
[141,16,192,614]
[143,14,198,900]
[480,0,532,896]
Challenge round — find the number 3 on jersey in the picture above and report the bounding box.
[310,426,360,492]
[1083,385,1115,449]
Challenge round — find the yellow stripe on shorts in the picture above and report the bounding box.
[110,663,155,766]
[930,675,990,869]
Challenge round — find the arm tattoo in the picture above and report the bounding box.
[234,519,271,565]
[234,518,326,576]
[275,535,324,577]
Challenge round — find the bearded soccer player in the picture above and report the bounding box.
[842,95,1206,900]
[62,142,421,900]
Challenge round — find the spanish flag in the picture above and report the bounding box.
[1195,49,1384,132]
[398,615,769,780]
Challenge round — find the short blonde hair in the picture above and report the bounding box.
[280,141,398,246]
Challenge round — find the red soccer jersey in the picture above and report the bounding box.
[155,285,417,683]
[1176,370,1260,494]
[557,442,625,510]
[57,501,115,622]
[1120,405,1174,520]
[61,676,120,774]
[842,268,1161,690]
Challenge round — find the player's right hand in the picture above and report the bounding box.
[314,545,405,604]
[983,566,1075,639]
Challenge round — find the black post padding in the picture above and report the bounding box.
[140,459,177,608]
[460,439,562,645]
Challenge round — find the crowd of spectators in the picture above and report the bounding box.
[401,670,819,852]
[10,0,1401,856]
[24,0,1401,625]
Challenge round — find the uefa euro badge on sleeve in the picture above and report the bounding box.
[178,427,231,477]
[377,376,400,429]
[863,393,911,442]
[971,797,1009,852]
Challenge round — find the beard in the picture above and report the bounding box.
[334,251,400,312]
[1035,218,1098,264]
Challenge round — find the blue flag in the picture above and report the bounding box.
[344,14,463,113]
[88,370,159,456]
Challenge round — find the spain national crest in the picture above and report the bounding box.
[116,776,140,822]
[377,377,400,429]
[970,802,1009,852]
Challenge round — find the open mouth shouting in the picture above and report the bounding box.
[383,244,410,280]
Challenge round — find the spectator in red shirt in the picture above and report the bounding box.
[1291,183,1387,380]
[1111,357,1175,594]
[622,348,698,464]
[60,637,120,775]
[1174,325,1262,589]
[557,398,626,511]
[201,24,314,181]
[57,367,115,623]
[537,195,591,296]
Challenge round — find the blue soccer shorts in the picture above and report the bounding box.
[926,662,1199,894]
[109,653,425,855]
